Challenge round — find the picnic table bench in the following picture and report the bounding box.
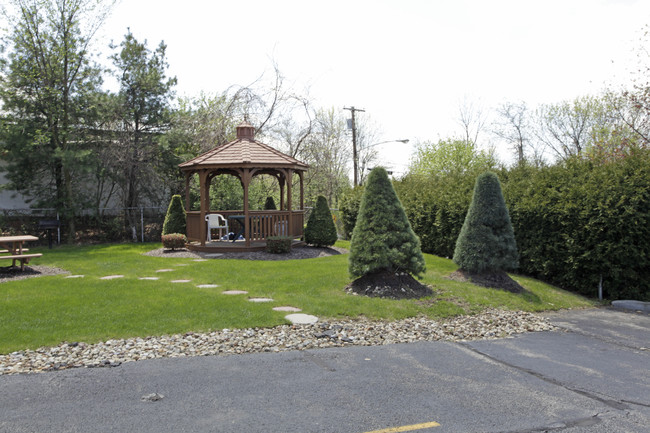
[0,235,42,270]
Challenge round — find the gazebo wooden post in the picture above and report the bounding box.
[198,169,210,246]
[184,172,191,212]
[299,171,304,210]
[243,168,251,247]
[279,175,286,211]
[286,170,293,237]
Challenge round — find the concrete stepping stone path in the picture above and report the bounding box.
[65,275,84,279]
[272,306,302,312]
[248,297,273,303]
[139,277,159,281]
[285,313,318,324]
[170,279,192,283]
[100,275,124,280]
[222,290,248,295]
[155,269,175,273]
[196,284,219,288]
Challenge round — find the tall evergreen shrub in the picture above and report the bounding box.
[162,194,186,235]
[349,167,426,278]
[453,172,518,273]
[304,195,338,247]
[264,196,277,210]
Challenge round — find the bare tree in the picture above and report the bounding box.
[492,101,532,164]
[534,95,612,160]
[457,97,487,145]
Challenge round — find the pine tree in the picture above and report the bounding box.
[349,167,426,278]
[162,195,186,235]
[453,171,518,273]
[304,196,338,247]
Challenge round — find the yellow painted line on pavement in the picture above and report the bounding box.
[364,421,441,433]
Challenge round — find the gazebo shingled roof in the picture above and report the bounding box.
[179,122,308,170]
[178,122,309,250]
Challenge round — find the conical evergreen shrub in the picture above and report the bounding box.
[453,171,518,273]
[264,196,277,210]
[304,195,338,247]
[162,194,186,235]
[349,167,426,278]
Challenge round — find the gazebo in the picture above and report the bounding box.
[178,122,309,252]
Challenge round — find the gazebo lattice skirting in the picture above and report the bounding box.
[178,122,309,252]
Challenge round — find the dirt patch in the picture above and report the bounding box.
[448,269,524,293]
[346,270,433,299]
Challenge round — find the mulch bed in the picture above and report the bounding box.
[346,269,434,299]
[448,269,525,293]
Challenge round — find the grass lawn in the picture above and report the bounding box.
[0,241,594,354]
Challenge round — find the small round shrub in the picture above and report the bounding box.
[266,236,292,254]
[162,233,187,250]
[162,195,186,235]
[304,196,338,247]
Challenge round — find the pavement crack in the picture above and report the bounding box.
[302,352,336,372]
[458,342,630,411]
[551,324,645,352]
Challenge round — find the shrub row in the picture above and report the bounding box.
[341,149,650,300]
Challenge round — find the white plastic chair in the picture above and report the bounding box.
[205,214,229,242]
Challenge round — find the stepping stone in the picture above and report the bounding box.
[222,290,248,295]
[285,313,318,325]
[193,259,208,262]
[248,297,273,303]
[196,284,219,288]
[170,279,192,283]
[100,275,124,280]
[155,269,174,273]
[273,306,302,312]
[204,253,223,258]
[139,277,159,281]
[65,275,84,279]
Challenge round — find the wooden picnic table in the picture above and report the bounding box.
[0,235,42,270]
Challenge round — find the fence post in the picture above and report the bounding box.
[56,212,61,245]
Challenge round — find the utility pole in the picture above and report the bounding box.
[344,106,365,187]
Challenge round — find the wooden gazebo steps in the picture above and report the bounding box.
[187,239,305,253]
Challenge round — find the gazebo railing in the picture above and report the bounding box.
[186,210,304,243]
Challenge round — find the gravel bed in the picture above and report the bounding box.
[0,309,556,375]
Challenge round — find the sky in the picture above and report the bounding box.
[97,0,650,174]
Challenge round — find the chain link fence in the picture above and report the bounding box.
[0,207,167,245]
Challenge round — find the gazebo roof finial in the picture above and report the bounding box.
[236,119,255,140]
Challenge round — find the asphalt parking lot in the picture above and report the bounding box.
[1,307,648,433]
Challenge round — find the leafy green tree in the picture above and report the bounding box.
[162,195,186,235]
[349,167,425,278]
[453,172,518,273]
[0,0,112,241]
[108,31,177,225]
[304,195,338,247]
[338,186,364,239]
[409,138,497,177]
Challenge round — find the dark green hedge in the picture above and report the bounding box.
[387,149,650,301]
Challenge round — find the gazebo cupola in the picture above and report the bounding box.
[178,121,309,251]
